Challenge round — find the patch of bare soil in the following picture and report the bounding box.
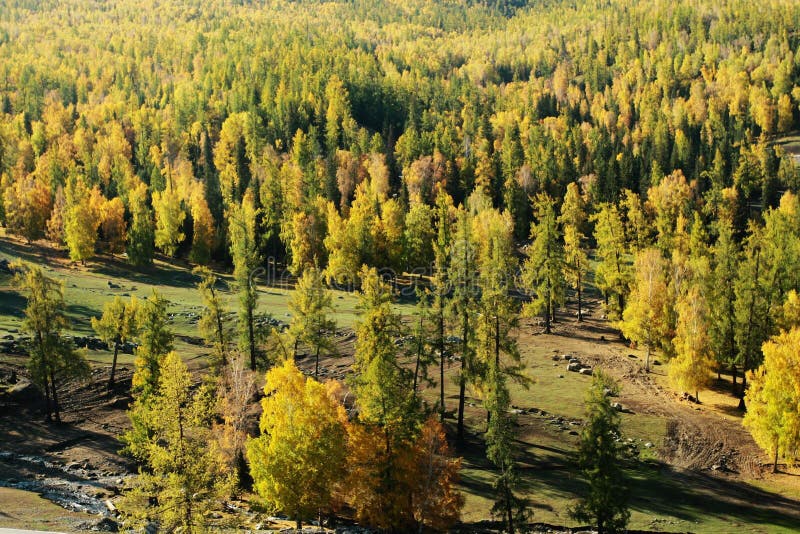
[0,358,132,528]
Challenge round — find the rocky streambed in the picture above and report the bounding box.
[0,449,129,517]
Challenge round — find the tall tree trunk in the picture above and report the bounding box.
[109,340,119,390]
[544,298,551,334]
[738,371,747,411]
[457,322,468,443]
[439,310,445,422]
[577,271,583,322]
[248,304,256,371]
[215,302,227,367]
[774,443,779,474]
[314,344,320,378]
[49,370,61,423]
[43,377,52,422]
[505,477,515,534]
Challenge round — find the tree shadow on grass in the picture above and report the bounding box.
[456,421,800,531]
[625,463,800,530]
[90,256,199,290]
[0,289,25,319]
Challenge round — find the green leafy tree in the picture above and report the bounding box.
[126,180,155,266]
[733,225,771,409]
[523,193,564,332]
[450,206,478,443]
[228,189,261,370]
[708,220,740,381]
[131,290,174,398]
[591,203,630,321]
[560,183,589,321]
[473,207,524,421]
[485,359,530,534]
[349,266,420,528]
[194,266,229,370]
[119,352,233,531]
[570,372,630,534]
[15,263,89,422]
[287,266,336,378]
[430,190,453,419]
[92,295,139,389]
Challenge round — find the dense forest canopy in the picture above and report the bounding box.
[5,1,800,530]
[1,0,800,267]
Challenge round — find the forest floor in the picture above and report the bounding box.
[1,235,799,533]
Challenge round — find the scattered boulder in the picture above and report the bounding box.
[107,281,121,289]
[611,402,624,412]
[579,367,593,376]
[0,258,16,274]
[567,362,582,372]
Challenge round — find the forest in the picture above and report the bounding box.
[1,0,800,532]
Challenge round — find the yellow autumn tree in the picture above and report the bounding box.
[669,284,715,402]
[64,174,100,262]
[100,196,127,253]
[619,248,669,372]
[189,190,215,265]
[246,358,347,530]
[743,328,800,472]
[5,174,53,242]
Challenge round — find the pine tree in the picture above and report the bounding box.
[485,359,529,534]
[228,189,261,370]
[570,372,630,534]
[743,328,800,473]
[450,206,478,443]
[131,290,174,399]
[473,207,525,423]
[733,225,771,409]
[709,220,740,381]
[126,180,155,266]
[194,266,228,370]
[430,190,453,420]
[591,203,630,321]
[92,295,139,390]
[152,181,186,257]
[119,352,233,531]
[348,266,420,528]
[15,263,89,422]
[560,183,589,321]
[287,266,336,378]
[523,193,564,333]
[246,358,347,529]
